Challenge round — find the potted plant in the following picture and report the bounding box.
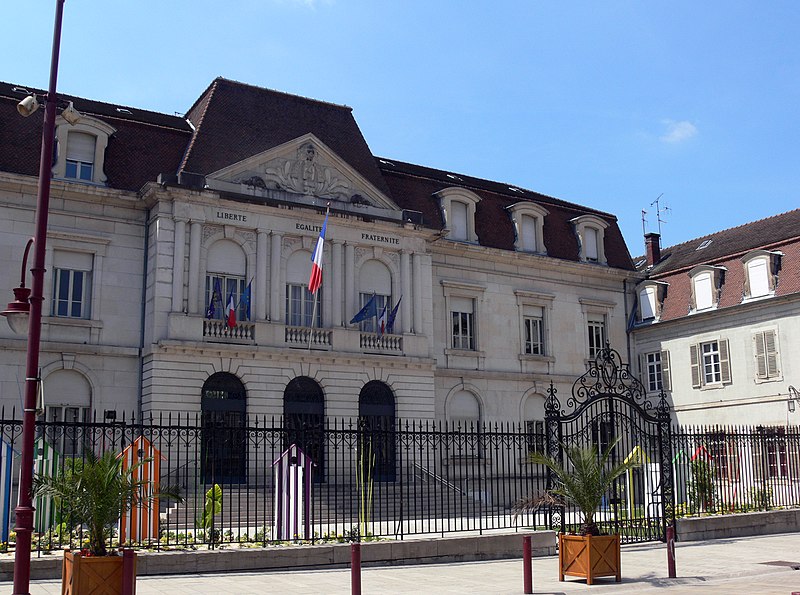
[33,448,181,595]
[514,439,640,585]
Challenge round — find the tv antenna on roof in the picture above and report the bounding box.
[650,193,670,237]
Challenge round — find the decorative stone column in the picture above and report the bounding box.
[400,250,411,333]
[412,252,423,334]
[345,242,355,324]
[332,240,343,326]
[187,222,202,314]
[171,218,186,312]
[256,229,268,320]
[270,231,282,322]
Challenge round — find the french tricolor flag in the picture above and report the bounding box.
[226,290,236,328]
[308,211,328,295]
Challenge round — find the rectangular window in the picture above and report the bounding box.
[646,352,663,392]
[51,250,93,319]
[584,227,599,261]
[754,427,789,480]
[526,420,545,457]
[639,286,656,320]
[451,296,475,350]
[753,329,780,380]
[521,214,537,252]
[747,258,770,298]
[450,200,469,241]
[587,317,605,358]
[701,341,721,384]
[43,406,90,456]
[285,283,321,327]
[65,132,95,181]
[206,275,248,321]
[358,292,388,333]
[523,315,544,355]
[694,272,714,310]
[708,432,739,481]
[690,340,730,388]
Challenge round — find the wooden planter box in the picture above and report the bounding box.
[62,549,137,595]
[558,533,620,585]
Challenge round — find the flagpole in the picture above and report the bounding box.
[307,203,330,350]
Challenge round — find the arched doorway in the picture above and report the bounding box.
[284,377,325,482]
[359,381,396,482]
[201,373,247,484]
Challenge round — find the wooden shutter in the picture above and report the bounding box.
[66,132,95,163]
[719,339,731,384]
[660,350,671,391]
[753,332,768,379]
[765,330,779,378]
[690,344,701,388]
[639,354,647,387]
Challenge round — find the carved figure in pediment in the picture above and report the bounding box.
[263,142,352,200]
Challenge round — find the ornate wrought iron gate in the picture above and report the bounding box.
[544,345,673,544]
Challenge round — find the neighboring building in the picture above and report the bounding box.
[1,78,636,479]
[630,212,800,426]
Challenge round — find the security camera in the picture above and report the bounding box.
[17,95,40,117]
[61,101,81,125]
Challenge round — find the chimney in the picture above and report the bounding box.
[644,232,661,266]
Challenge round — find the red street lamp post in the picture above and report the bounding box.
[7,1,67,592]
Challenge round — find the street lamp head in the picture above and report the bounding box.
[17,94,40,117]
[1,285,31,334]
[61,100,81,125]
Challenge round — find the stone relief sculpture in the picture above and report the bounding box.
[259,142,352,200]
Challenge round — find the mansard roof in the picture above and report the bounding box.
[180,77,392,198]
[378,158,634,270]
[635,209,800,323]
[0,77,634,270]
[643,208,800,276]
[0,81,191,192]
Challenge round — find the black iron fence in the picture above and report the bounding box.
[0,412,798,554]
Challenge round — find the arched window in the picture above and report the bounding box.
[359,381,396,482]
[206,240,248,321]
[448,389,481,423]
[286,251,320,327]
[358,259,393,332]
[201,372,247,483]
[42,370,91,455]
[284,377,325,481]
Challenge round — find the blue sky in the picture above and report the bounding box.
[4,1,799,256]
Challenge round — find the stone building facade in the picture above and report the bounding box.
[0,78,637,439]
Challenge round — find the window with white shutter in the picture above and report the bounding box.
[753,329,780,381]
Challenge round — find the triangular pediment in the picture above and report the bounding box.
[207,134,398,210]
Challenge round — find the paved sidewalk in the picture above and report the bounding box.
[24,533,800,594]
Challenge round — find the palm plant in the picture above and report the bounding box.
[515,438,641,535]
[33,449,181,556]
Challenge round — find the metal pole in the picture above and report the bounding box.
[522,535,533,594]
[666,524,676,578]
[350,542,361,595]
[13,2,65,591]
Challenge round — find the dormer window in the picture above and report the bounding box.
[507,202,548,254]
[742,250,781,301]
[570,215,609,264]
[53,114,115,185]
[636,281,668,322]
[688,265,726,313]
[65,132,95,181]
[435,187,481,243]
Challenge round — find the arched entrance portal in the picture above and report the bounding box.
[201,373,247,484]
[284,377,325,482]
[359,380,396,482]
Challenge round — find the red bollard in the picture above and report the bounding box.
[351,542,362,595]
[666,524,676,578]
[122,548,136,595]
[523,535,533,594]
